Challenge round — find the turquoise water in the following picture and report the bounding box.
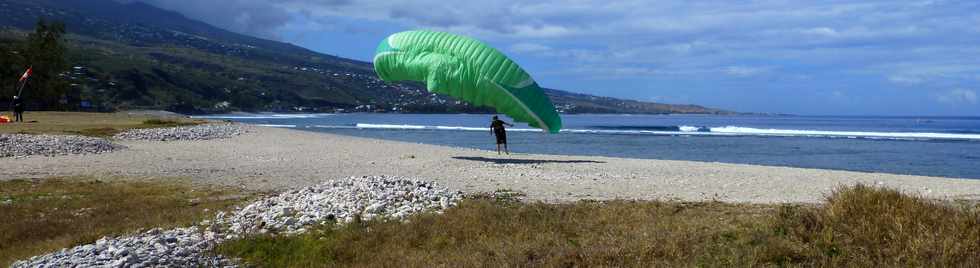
[197,113,980,179]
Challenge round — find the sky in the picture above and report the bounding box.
[135,0,980,116]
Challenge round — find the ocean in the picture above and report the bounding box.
[194,113,980,179]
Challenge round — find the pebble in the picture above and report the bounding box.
[12,176,462,268]
[113,124,246,141]
[216,175,463,235]
[11,227,234,268]
[0,134,120,157]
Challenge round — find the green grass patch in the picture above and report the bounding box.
[0,177,250,266]
[218,185,980,267]
[0,112,205,137]
[69,127,122,137]
[141,118,196,127]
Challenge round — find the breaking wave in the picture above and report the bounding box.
[331,123,980,141]
[707,126,980,140]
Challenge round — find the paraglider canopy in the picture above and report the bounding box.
[373,30,563,133]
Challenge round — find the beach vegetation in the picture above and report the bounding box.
[0,111,203,137]
[141,118,197,127]
[767,184,980,266]
[0,177,249,266]
[218,185,979,267]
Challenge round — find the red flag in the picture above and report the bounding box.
[18,67,32,82]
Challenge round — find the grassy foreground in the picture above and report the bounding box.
[0,178,248,266]
[0,111,202,137]
[219,185,980,267]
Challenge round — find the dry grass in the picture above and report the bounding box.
[141,118,196,127]
[0,111,204,137]
[0,177,250,266]
[219,185,980,267]
[771,184,980,266]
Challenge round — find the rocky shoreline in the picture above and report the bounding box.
[12,176,462,268]
[0,134,120,158]
[113,124,246,141]
[0,124,245,158]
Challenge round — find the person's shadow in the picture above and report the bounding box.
[452,156,605,164]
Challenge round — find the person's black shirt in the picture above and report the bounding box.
[12,98,23,112]
[491,119,507,134]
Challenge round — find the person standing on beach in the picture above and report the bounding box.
[490,115,513,155]
[11,95,24,122]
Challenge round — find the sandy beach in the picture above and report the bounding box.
[2,125,979,203]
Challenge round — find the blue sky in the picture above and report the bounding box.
[139,0,980,116]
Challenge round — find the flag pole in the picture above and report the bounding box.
[16,80,25,97]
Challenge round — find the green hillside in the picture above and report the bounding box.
[0,0,733,115]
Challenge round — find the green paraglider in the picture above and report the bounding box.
[373,30,563,133]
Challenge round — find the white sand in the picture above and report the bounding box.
[2,126,979,203]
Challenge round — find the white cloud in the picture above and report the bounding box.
[509,25,575,38]
[138,0,980,100]
[888,75,925,84]
[936,89,977,105]
[145,1,962,41]
[724,66,770,77]
[509,43,552,53]
[801,27,840,37]
[133,0,298,39]
[879,61,980,85]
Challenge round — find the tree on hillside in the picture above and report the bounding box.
[20,19,69,109]
[0,32,25,100]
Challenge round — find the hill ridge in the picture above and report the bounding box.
[0,0,734,115]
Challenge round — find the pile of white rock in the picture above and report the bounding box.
[214,175,463,235]
[13,176,463,268]
[113,124,246,141]
[0,134,120,157]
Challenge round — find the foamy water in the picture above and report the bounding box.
[333,123,980,141]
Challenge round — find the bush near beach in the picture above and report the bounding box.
[219,185,980,267]
[0,112,202,137]
[0,178,248,267]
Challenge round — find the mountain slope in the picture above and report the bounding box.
[0,0,733,114]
